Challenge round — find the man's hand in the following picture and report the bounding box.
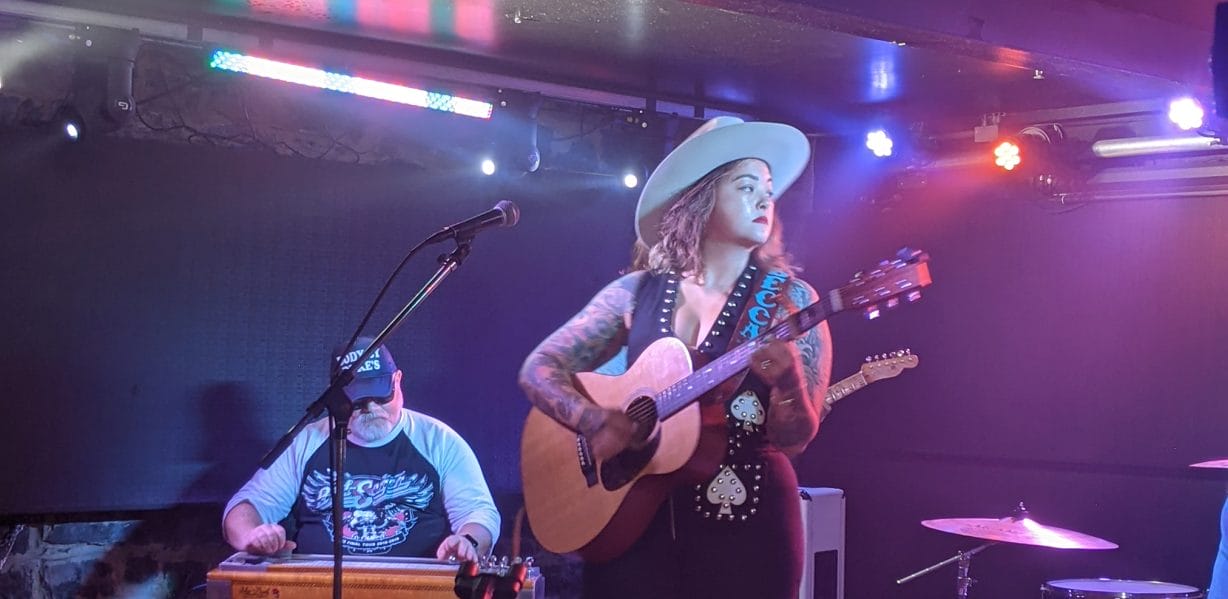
[240,523,296,555]
[436,534,480,562]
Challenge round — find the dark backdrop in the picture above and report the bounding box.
[0,129,1223,597]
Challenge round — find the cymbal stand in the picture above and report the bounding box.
[896,541,997,599]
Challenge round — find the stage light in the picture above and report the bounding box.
[480,158,496,176]
[1168,97,1205,131]
[489,89,543,173]
[55,106,85,142]
[68,25,141,131]
[1092,135,1220,158]
[992,125,1062,173]
[622,172,640,188]
[993,141,1021,170]
[208,50,494,119]
[866,129,894,157]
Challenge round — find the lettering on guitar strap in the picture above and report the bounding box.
[693,267,789,522]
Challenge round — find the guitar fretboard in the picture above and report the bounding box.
[824,373,868,406]
[654,292,837,419]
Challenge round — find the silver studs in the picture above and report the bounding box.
[695,505,702,512]
[738,282,748,289]
[733,292,743,298]
[755,475,762,481]
[753,485,760,492]
[750,508,757,515]
[659,327,669,333]
[727,301,736,307]
[741,514,749,521]
[721,311,731,317]
[753,497,760,504]
[659,317,667,323]
[664,298,673,304]
[717,319,726,326]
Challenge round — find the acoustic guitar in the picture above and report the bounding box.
[521,249,932,561]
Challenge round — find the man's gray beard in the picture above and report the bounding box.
[350,416,393,443]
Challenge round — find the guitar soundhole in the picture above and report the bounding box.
[598,395,660,491]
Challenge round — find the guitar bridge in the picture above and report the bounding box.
[576,434,598,488]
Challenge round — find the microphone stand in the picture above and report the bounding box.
[256,232,478,599]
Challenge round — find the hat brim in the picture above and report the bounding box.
[344,375,393,403]
[635,121,810,247]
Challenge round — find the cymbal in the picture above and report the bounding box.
[922,517,1118,550]
[1190,459,1228,469]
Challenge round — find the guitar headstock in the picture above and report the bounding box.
[838,247,932,319]
[860,349,919,383]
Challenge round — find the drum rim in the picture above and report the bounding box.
[1042,577,1203,593]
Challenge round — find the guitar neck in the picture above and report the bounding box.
[655,293,839,420]
[823,372,868,408]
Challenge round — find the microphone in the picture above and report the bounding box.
[425,200,520,244]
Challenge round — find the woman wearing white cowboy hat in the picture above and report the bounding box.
[520,116,833,598]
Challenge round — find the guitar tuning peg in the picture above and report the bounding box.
[896,247,924,261]
[905,290,922,302]
[864,305,881,320]
[885,297,900,310]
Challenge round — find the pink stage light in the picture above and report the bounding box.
[208,50,494,119]
[1168,97,1205,131]
[993,140,1022,171]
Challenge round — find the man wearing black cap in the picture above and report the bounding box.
[222,337,500,561]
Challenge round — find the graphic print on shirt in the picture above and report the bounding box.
[301,469,435,554]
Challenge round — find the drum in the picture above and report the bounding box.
[1041,578,1204,598]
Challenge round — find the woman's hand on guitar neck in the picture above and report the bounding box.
[751,340,804,393]
[582,408,636,462]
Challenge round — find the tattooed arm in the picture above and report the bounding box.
[764,278,833,455]
[518,271,645,440]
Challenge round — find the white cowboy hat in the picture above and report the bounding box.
[634,116,810,247]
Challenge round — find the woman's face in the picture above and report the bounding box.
[705,159,775,248]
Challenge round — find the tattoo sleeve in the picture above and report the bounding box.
[767,279,834,453]
[518,272,644,435]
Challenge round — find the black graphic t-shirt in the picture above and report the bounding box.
[290,433,449,556]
